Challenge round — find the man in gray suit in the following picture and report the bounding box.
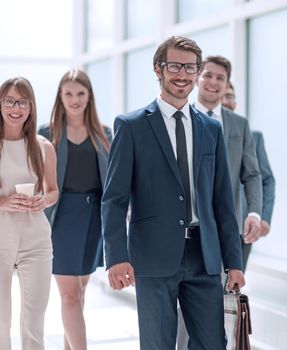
[194,55,262,243]
[176,56,262,349]
[222,82,275,272]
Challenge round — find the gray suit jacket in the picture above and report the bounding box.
[221,107,262,234]
[38,123,112,226]
[242,130,275,224]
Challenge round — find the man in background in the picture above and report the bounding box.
[222,81,275,272]
[194,55,262,246]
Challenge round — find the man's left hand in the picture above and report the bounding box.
[260,220,270,237]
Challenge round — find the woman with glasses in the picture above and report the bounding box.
[0,77,58,350]
[38,69,112,350]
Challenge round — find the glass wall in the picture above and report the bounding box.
[190,26,230,58]
[87,59,114,128]
[0,0,72,58]
[0,0,73,126]
[125,46,158,112]
[125,0,160,39]
[177,0,232,22]
[248,8,287,260]
[86,0,114,52]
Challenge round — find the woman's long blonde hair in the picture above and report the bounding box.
[50,69,110,152]
[0,77,44,192]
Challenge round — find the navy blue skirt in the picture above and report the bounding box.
[52,192,103,275]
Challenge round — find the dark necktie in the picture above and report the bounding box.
[207,110,213,117]
[173,111,192,224]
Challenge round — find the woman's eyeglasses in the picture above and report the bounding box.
[1,96,31,110]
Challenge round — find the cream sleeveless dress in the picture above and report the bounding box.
[0,137,52,350]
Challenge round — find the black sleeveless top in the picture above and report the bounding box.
[63,138,102,193]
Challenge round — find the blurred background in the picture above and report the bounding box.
[1,0,287,349]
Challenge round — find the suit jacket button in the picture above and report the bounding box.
[179,220,185,226]
[179,195,184,201]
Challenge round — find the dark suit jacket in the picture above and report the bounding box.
[242,130,275,224]
[101,100,242,277]
[221,107,262,233]
[38,123,112,226]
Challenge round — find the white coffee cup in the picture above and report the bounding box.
[15,183,35,196]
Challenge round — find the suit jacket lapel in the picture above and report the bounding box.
[146,100,184,191]
[95,137,109,187]
[57,125,68,193]
[221,107,231,145]
[190,106,203,186]
[47,126,68,227]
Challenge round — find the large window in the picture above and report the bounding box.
[248,9,287,260]
[177,0,232,22]
[0,0,73,126]
[0,0,72,58]
[85,0,114,52]
[125,46,158,112]
[87,59,113,128]
[125,0,160,39]
[190,26,230,58]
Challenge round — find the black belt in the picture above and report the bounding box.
[185,226,200,239]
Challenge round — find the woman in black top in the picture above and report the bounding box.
[38,69,111,350]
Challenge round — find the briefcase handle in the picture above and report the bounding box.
[229,283,240,295]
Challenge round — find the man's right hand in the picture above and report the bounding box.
[108,262,135,290]
[243,215,261,243]
[225,269,245,292]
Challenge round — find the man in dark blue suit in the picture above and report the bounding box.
[101,36,245,350]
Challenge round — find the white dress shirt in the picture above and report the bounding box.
[157,97,199,226]
[194,100,224,132]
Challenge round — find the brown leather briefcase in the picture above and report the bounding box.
[224,285,252,350]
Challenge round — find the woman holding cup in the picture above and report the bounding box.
[0,77,58,350]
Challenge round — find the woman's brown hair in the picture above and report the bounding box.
[50,69,110,152]
[0,77,44,192]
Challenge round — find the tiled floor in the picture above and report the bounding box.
[10,268,140,349]
[10,260,286,349]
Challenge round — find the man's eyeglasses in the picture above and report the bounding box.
[160,62,200,74]
[224,93,235,101]
[1,96,31,110]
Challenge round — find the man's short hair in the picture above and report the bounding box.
[153,36,202,69]
[200,55,232,81]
